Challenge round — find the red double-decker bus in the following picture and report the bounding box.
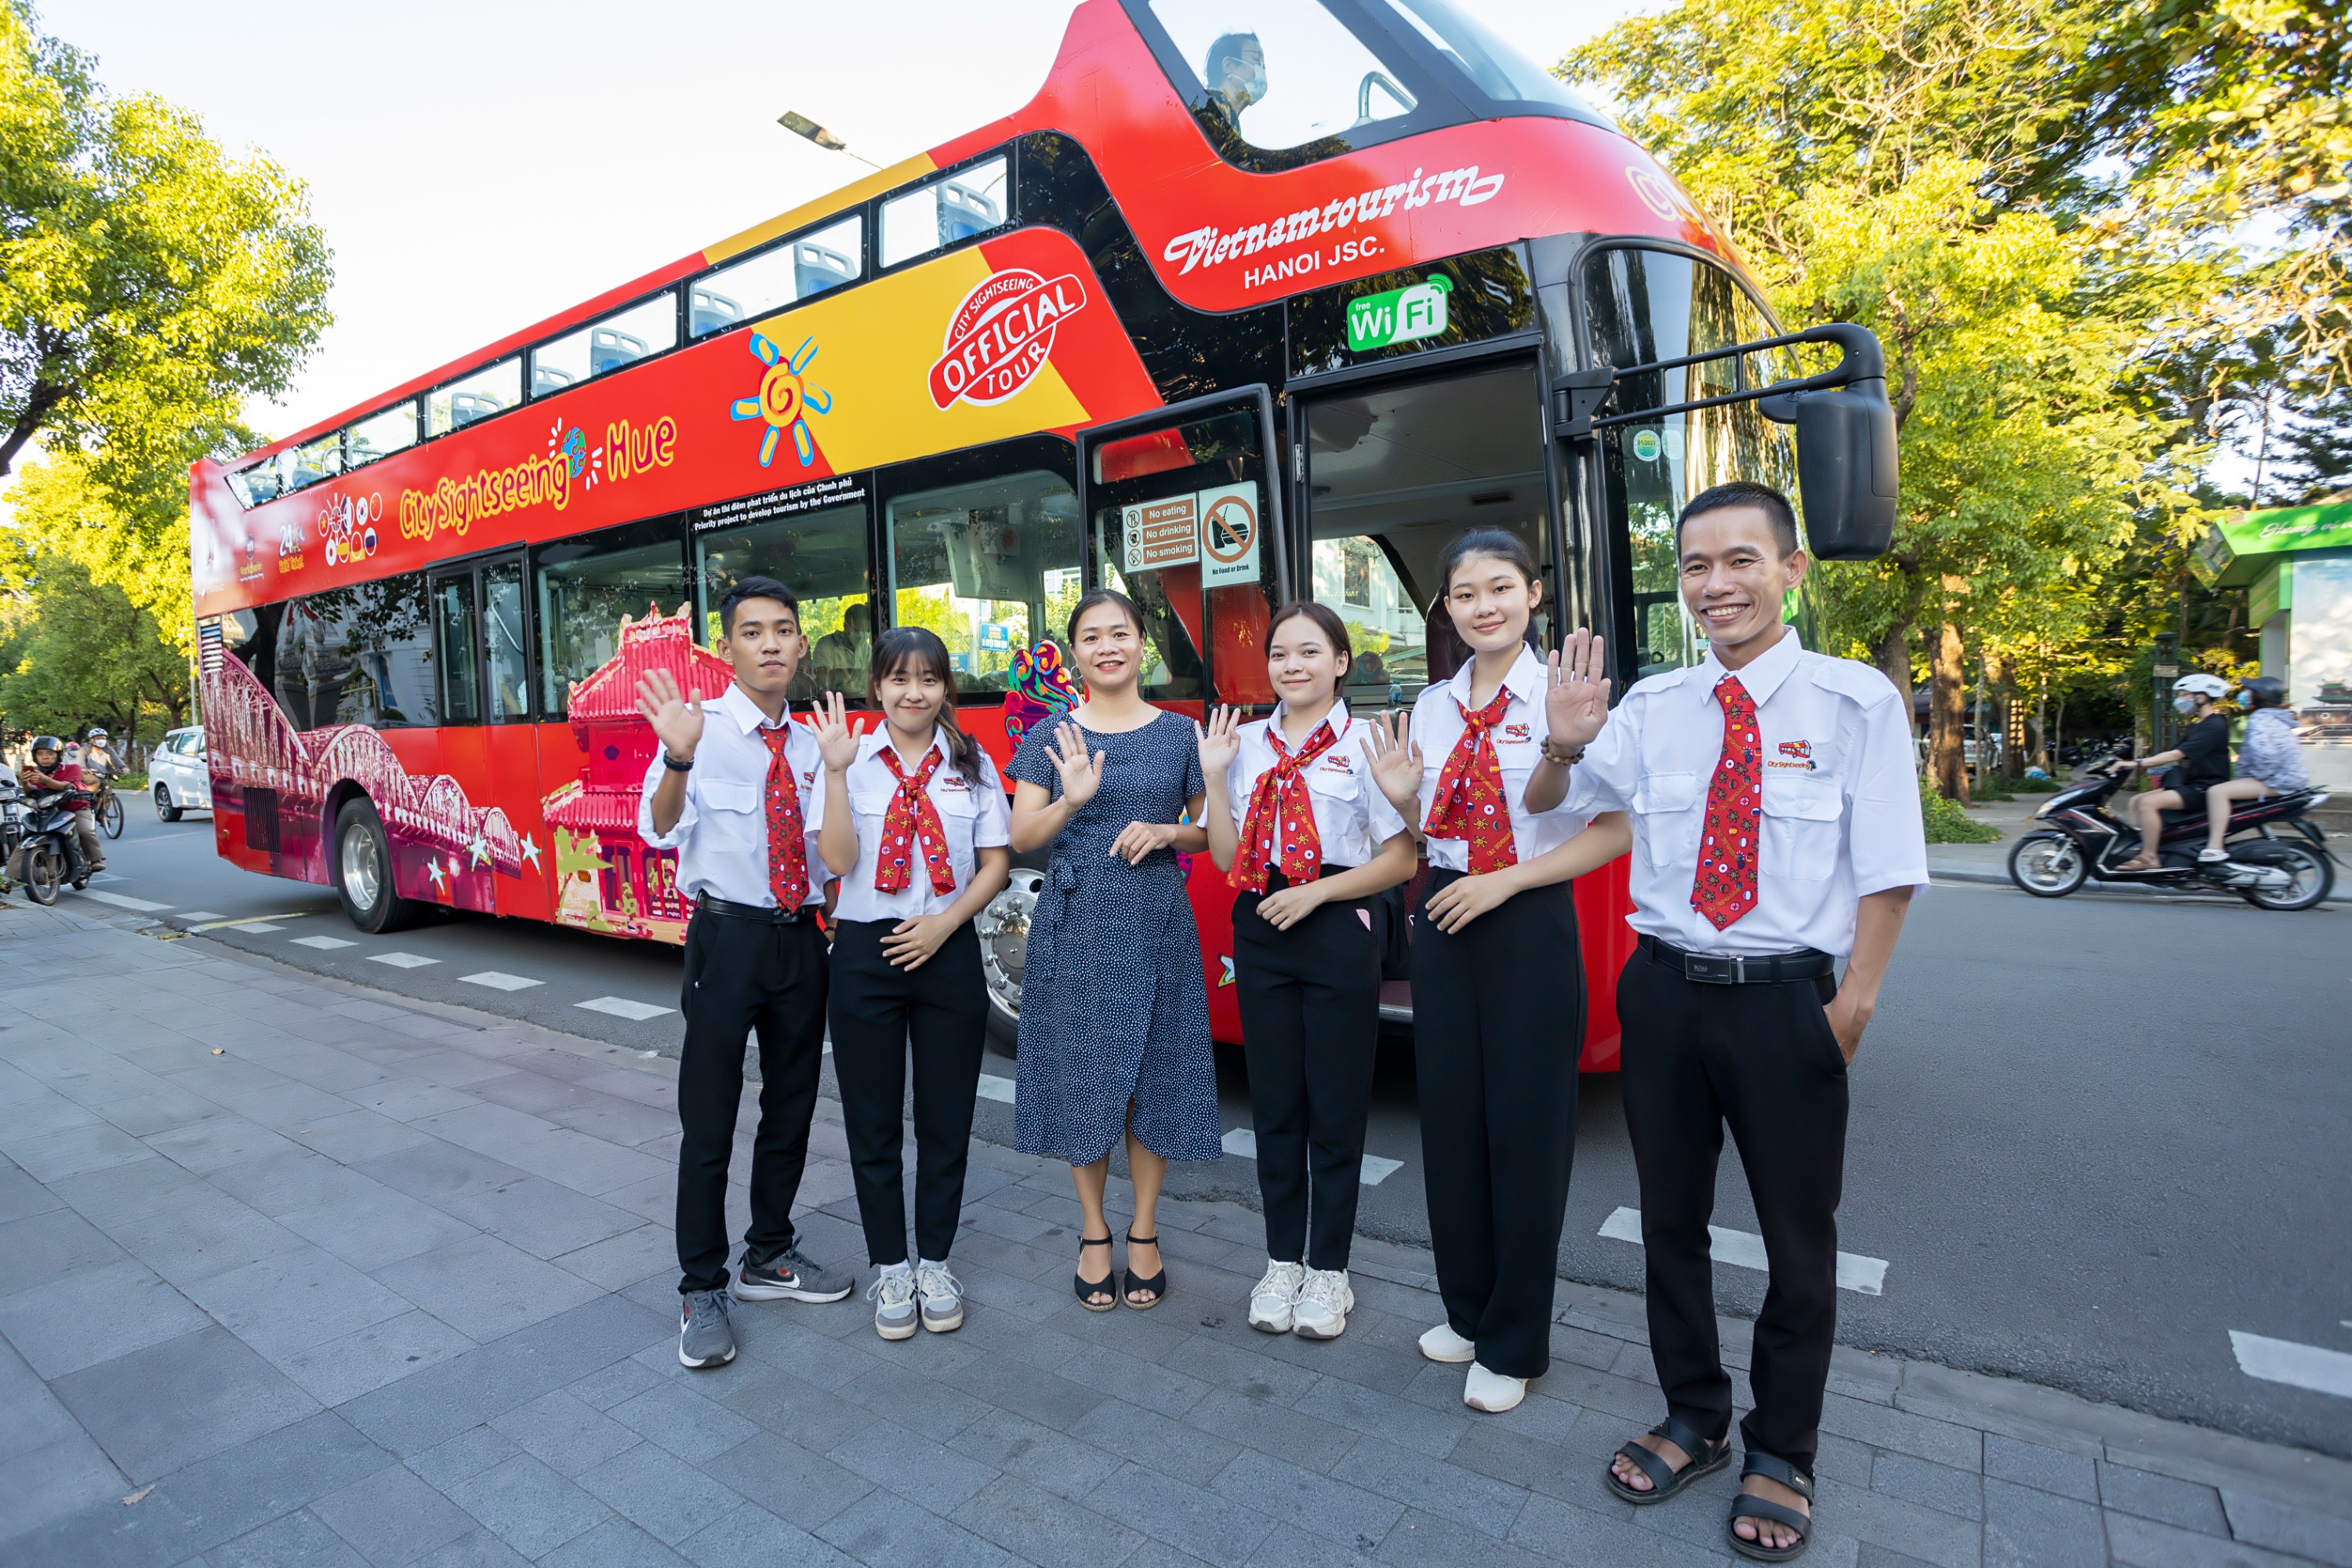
[190,0,1895,1069]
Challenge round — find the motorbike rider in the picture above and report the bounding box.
[2196,677,2310,862]
[2114,672,2232,870]
[80,728,120,783]
[18,736,102,877]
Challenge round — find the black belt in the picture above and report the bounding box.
[693,895,804,925]
[1640,935,1833,985]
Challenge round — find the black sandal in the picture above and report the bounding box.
[1604,1417,1731,1505]
[1727,1450,1814,1562]
[1073,1235,1116,1312]
[1122,1231,1166,1309]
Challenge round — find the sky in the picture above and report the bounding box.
[27,0,1653,452]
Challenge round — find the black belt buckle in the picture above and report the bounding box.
[1683,952,1738,985]
[696,895,799,925]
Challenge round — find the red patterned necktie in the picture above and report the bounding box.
[1691,675,1760,929]
[1425,688,1518,874]
[874,746,957,895]
[761,725,809,910]
[1229,720,1341,893]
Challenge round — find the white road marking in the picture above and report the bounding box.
[460,971,543,992]
[290,935,357,950]
[89,871,125,884]
[234,922,284,933]
[975,1073,1017,1105]
[187,913,310,931]
[1221,1126,1403,1187]
[1598,1206,1889,1296]
[82,890,172,913]
[577,996,673,1022]
[2230,1330,2352,1399]
[178,910,226,922]
[368,953,437,969]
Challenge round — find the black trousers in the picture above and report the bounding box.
[1232,871,1382,1272]
[674,909,829,1295]
[827,919,987,1267]
[1409,871,1584,1379]
[1617,949,1848,1471]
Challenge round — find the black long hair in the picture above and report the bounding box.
[1065,587,1145,644]
[867,626,984,786]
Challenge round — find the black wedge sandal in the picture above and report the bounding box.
[1122,1231,1166,1309]
[1074,1235,1117,1312]
[1604,1417,1732,1505]
[1726,1450,1814,1563]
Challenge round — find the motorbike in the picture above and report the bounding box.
[0,782,23,898]
[9,789,92,906]
[2007,761,2335,911]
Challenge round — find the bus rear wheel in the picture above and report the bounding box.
[335,799,429,934]
[975,869,1044,1056]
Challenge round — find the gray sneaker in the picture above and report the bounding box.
[868,1269,919,1341]
[678,1289,735,1369]
[915,1261,965,1334]
[731,1245,853,1303]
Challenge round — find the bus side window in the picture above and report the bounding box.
[275,575,437,731]
[532,518,691,715]
[882,454,1083,699]
[693,497,875,704]
[427,358,521,437]
[482,559,532,722]
[879,157,1007,270]
[432,572,482,725]
[691,215,863,339]
[532,294,678,400]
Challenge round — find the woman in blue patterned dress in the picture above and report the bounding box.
[1007,590,1220,1310]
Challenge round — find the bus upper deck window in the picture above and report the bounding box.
[1376,0,1595,113]
[426,358,520,437]
[1147,0,1414,152]
[880,158,1006,270]
[347,402,418,469]
[290,432,343,491]
[532,293,677,399]
[692,214,862,339]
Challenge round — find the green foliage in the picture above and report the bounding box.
[0,541,187,742]
[1918,775,2002,843]
[1,1,332,641]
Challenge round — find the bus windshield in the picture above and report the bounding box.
[1584,246,1801,681]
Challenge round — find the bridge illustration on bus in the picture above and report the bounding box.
[189,0,1896,1066]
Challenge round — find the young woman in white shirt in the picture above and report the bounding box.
[815,627,1011,1342]
[1366,528,1626,1414]
[1197,602,1416,1341]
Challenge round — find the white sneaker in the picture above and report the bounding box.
[1291,1269,1352,1340]
[2198,847,2231,862]
[867,1269,918,1341]
[1248,1260,1305,1333]
[1464,1361,1526,1413]
[1419,1322,1476,1363]
[914,1261,964,1334]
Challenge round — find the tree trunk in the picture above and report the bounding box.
[1875,622,1917,748]
[1929,620,1968,801]
[1985,652,2012,779]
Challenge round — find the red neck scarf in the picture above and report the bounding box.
[1229,718,1341,892]
[1424,686,1518,874]
[874,744,957,896]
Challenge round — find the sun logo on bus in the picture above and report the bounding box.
[730,332,832,468]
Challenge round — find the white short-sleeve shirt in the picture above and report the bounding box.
[1566,626,1928,957]
[1222,700,1409,874]
[1408,644,1592,872]
[831,727,1012,924]
[636,683,830,909]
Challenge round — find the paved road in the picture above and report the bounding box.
[63,800,2352,1457]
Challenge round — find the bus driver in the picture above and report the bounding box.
[1205,32,1267,127]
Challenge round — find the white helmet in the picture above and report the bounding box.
[2174,673,2229,699]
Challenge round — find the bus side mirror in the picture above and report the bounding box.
[1762,379,1898,561]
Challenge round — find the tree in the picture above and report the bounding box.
[1,0,331,633]
[0,543,188,748]
[2267,385,2352,502]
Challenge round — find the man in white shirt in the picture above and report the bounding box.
[637,575,852,1370]
[1533,481,1926,1560]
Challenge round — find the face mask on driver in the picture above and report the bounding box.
[2172,695,2198,715]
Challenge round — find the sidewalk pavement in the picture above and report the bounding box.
[4,902,2349,1568]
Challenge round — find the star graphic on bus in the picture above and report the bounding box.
[425,859,446,893]
[518,833,543,872]
[730,332,830,468]
[467,832,491,869]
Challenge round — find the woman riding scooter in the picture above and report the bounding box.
[2195,677,2310,863]
[2114,673,2232,870]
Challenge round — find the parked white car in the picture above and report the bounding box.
[150,726,212,819]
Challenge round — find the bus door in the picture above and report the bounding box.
[1077,388,1290,1042]
[1076,387,1290,717]
[425,549,546,919]
[1290,349,1632,1062]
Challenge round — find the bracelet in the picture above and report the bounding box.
[1540,740,1585,767]
[662,751,694,772]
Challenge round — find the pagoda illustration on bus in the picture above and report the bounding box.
[190,0,1896,1065]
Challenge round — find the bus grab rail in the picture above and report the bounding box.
[1551,321,1886,439]
[1074,383,1291,605]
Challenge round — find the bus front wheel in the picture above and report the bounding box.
[975,869,1043,1057]
[335,799,430,934]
